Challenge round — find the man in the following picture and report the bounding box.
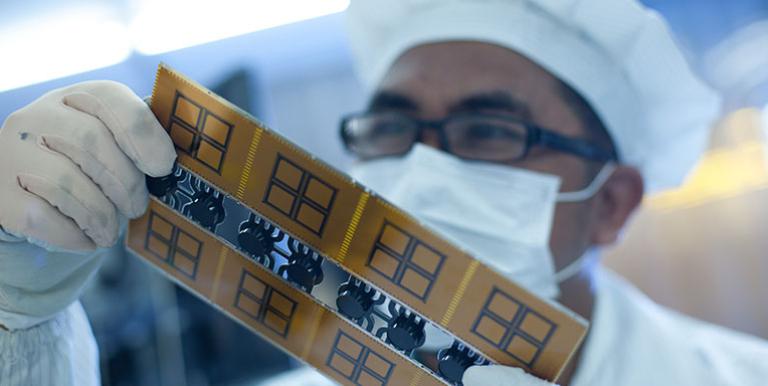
[1,0,766,385]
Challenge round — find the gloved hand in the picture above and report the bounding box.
[463,365,559,386]
[0,80,175,251]
[0,81,175,329]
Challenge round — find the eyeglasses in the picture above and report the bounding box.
[340,111,617,163]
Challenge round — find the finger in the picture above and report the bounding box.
[42,106,149,218]
[4,189,96,252]
[17,144,120,247]
[61,80,176,177]
[17,173,118,248]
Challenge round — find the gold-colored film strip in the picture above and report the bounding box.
[126,64,587,385]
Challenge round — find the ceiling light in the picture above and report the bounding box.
[0,7,131,92]
[131,0,350,55]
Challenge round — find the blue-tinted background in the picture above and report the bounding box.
[0,1,766,385]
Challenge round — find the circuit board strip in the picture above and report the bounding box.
[131,63,587,382]
[127,199,446,386]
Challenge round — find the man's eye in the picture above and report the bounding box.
[465,124,519,140]
[372,121,408,136]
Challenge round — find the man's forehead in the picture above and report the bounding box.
[371,42,571,123]
[368,89,534,120]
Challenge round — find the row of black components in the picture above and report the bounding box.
[146,166,489,385]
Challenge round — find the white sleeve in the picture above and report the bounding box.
[0,231,114,385]
[0,301,100,386]
[0,238,111,330]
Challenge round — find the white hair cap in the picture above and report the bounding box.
[346,0,722,193]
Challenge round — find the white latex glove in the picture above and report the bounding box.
[0,80,175,251]
[0,81,175,329]
[463,365,559,386]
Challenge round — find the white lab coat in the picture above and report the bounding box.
[570,267,768,385]
[0,301,99,386]
[259,267,768,386]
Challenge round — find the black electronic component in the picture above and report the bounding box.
[183,177,226,231]
[438,342,487,385]
[146,173,179,197]
[237,214,283,270]
[146,163,190,210]
[277,238,324,292]
[376,302,426,353]
[336,278,384,331]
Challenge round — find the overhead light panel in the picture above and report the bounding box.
[0,7,131,92]
[131,0,350,55]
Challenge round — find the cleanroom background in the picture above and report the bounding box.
[0,1,767,385]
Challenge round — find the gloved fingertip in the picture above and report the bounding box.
[99,221,121,247]
[95,232,119,248]
[141,151,176,178]
[128,191,150,219]
[84,229,110,249]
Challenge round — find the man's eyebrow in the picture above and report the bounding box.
[367,91,419,112]
[451,91,532,119]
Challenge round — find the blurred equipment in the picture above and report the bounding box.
[704,20,768,109]
[605,108,768,339]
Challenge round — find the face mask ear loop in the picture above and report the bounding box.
[557,163,617,203]
[554,248,600,283]
[554,253,589,283]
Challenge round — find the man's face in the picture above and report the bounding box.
[368,41,618,271]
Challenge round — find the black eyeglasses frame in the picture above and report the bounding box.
[340,111,618,163]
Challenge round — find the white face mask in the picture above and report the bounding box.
[348,144,614,299]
